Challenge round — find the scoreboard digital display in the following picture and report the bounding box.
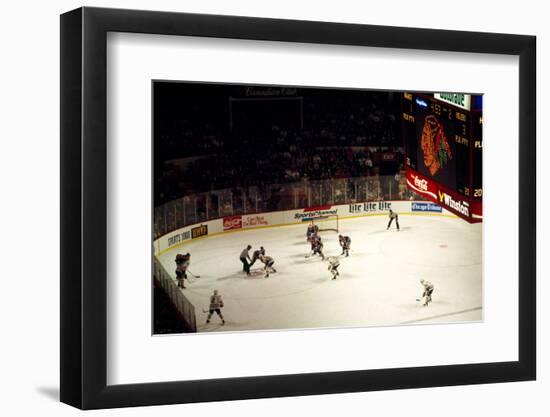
[403,93,470,197]
[472,113,483,199]
[402,92,482,223]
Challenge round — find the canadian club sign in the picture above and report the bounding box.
[405,167,482,223]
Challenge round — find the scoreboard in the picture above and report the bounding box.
[402,92,482,222]
[472,113,483,199]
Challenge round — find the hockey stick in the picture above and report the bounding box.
[187,270,201,278]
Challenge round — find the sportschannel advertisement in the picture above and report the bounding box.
[166,229,192,247]
[294,205,338,222]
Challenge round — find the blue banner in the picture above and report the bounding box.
[411,202,442,213]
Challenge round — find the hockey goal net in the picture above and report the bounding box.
[311,215,339,233]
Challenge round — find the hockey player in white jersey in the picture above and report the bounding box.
[419,279,435,306]
[206,289,225,324]
[258,254,277,278]
[327,256,340,280]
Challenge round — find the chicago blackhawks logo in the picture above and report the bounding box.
[421,115,452,176]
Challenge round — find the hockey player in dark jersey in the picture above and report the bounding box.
[387,209,400,231]
[306,221,319,242]
[249,246,266,267]
[258,254,277,278]
[306,234,317,258]
[338,234,351,257]
[310,235,325,260]
[175,253,191,289]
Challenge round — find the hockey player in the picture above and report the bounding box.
[419,279,435,306]
[306,234,316,256]
[327,256,340,280]
[206,289,225,324]
[258,254,277,278]
[387,209,400,231]
[339,234,351,257]
[239,245,252,276]
[175,253,191,289]
[249,246,266,267]
[306,221,319,242]
[311,235,325,260]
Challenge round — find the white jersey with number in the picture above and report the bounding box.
[259,255,274,265]
[182,260,190,270]
[328,257,340,267]
[422,280,434,291]
[210,294,223,309]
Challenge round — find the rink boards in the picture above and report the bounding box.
[154,200,454,257]
[153,201,482,333]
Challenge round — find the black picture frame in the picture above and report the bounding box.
[60,6,536,410]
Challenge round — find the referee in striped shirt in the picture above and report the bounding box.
[387,209,400,231]
[240,245,252,276]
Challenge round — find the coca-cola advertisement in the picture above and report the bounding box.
[223,215,242,231]
[405,167,481,223]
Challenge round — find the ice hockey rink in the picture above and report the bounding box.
[156,214,482,333]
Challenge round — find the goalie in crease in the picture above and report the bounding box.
[306,221,319,242]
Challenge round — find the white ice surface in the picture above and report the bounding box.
[157,214,482,333]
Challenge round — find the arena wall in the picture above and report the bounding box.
[153,200,455,257]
